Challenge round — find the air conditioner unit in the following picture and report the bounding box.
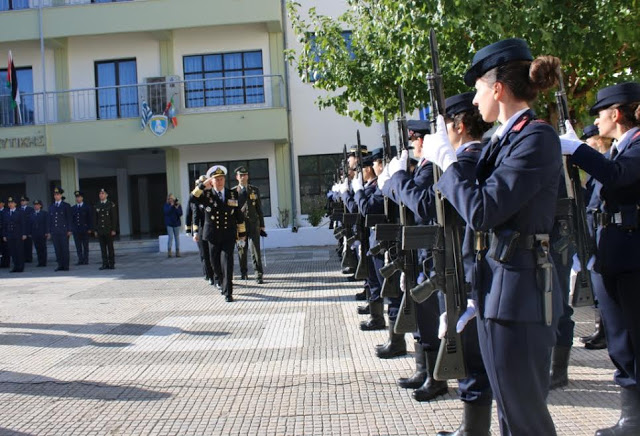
[143,76,181,116]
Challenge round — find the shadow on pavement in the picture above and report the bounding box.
[0,323,231,339]
[0,371,172,401]
[0,428,36,436]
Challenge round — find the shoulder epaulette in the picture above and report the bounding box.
[511,116,531,133]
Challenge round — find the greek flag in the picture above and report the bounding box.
[140,99,153,130]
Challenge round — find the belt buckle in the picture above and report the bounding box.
[614,212,623,225]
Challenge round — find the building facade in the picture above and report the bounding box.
[0,0,383,235]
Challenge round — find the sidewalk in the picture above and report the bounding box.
[0,247,619,435]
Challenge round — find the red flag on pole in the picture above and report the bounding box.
[7,51,22,125]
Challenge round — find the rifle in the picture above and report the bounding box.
[354,130,371,280]
[341,143,358,270]
[423,28,467,381]
[555,69,595,307]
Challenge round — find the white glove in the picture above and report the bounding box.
[338,180,349,194]
[438,299,478,339]
[560,120,584,155]
[377,165,390,190]
[237,239,246,249]
[331,183,338,193]
[399,272,406,293]
[351,172,364,193]
[388,150,409,177]
[422,115,457,171]
[571,253,596,272]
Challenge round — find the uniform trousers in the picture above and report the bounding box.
[477,317,556,436]
[209,239,235,296]
[7,237,24,271]
[197,234,214,280]
[552,253,575,347]
[597,270,640,390]
[33,235,47,266]
[23,236,33,262]
[52,233,70,269]
[73,231,89,264]
[98,233,115,267]
[458,319,492,405]
[0,239,9,267]
[369,253,384,301]
[238,225,263,278]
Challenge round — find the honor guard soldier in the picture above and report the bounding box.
[560,82,640,436]
[48,187,73,271]
[188,176,217,288]
[71,191,93,265]
[2,196,26,272]
[424,39,563,435]
[232,166,266,283]
[30,200,49,267]
[190,165,247,302]
[19,195,34,262]
[0,198,8,268]
[94,188,117,270]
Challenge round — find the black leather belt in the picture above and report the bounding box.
[474,231,536,252]
[594,211,640,229]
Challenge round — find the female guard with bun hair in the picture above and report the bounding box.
[421,39,563,435]
[561,82,640,436]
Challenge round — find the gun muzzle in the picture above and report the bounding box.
[379,258,403,279]
[409,277,438,304]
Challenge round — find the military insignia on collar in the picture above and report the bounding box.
[205,206,212,212]
[249,192,257,200]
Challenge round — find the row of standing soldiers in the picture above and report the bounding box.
[0,187,117,272]
[328,37,640,436]
[186,165,266,303]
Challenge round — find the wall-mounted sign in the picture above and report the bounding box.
[0,136,46,149]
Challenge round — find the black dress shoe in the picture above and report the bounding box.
[355,290,367,301]
[75,262,83,266]
[209,278,215,286]
[225,295,233,302]
[241,273,248,280]
[37,264,46,267]
[342,267,355,275]
[256,277,264,284]
[99,265,108,270]
[585,336,607,350]
[54,267,63,271]
[9,269,21,273]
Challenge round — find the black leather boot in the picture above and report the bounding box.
[549,345,571,390]
[580,310,604,343]
[376,318,406,359]
[397,342,427,389]
[412,350,448,401]
[596,388,640,435]
[436,402,491,436]
[357,304,370,315]
[355,290,367,301]
[360,299,386,331]
[584,313,607,350]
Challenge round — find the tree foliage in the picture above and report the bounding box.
[286,0,640,127]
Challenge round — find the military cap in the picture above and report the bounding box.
[581,125,599,140]
[206,165,227,178]
[99,188,108,195]
[33,199,43,206]
[370,147,383,160]
[348,144,370,156]
[361,155,375,168]
[53,187,64,195]
[589,82,640,116]
[464,38,533,86]
[20,195,29,202]
[445,92,477,118]
[234,166,249,175]
[74,191,84,197]
[7,196,16,203]
[407,120,431,137]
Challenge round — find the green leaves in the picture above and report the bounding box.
[287,0,640,127]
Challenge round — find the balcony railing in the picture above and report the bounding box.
[0,0,137,11]
[0,75,286,127]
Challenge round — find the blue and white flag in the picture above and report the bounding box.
[140,99,153,130]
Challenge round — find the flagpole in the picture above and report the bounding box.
[39,0,47,125]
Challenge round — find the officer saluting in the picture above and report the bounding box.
[232,166,266,284]
[2,196,26,273]
[48,187,72,271]
[191,165,247,302]
[94,188,117,270]
[71,191,93,265]
[30,200,49,267]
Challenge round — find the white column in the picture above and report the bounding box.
[137,176,150,234]
[116,168,131,236]
[25,173,48,206]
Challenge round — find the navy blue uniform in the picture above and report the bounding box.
[48,201,72,270]
[71,203,93,264]
[0,207,8,268]
[571,127,640,392]
[20,205,34,262]
[3,208,26,272]
[30,210,49,266]
[437,110,562,435]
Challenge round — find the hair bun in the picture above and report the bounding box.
[529,55,562,92]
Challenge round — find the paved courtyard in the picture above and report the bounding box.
[0,246,620,435]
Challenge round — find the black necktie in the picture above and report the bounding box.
[610,146,618,160]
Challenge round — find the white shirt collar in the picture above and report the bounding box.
[615,127,639,155]
[495,108,529,139]
[455,140,481,156]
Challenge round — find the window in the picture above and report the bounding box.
[95,59,138,120]
[298,153,341,213]
[308,31,354,82]
[187,158,271,217]
[0,66,34,127]
[0,0,29,10]
[183,51,264,108]
[91,0,133,3]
